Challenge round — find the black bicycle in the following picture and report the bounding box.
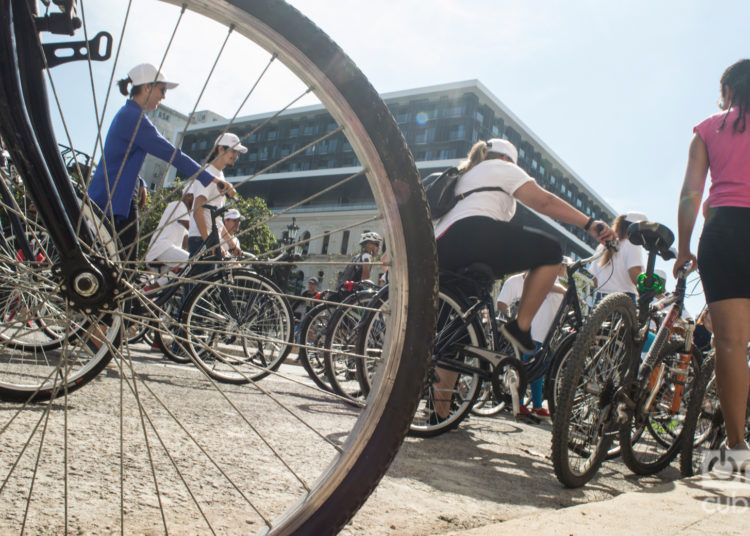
[408,248,606,437]
[0,1,436,533]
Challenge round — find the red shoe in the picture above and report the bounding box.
[517,404,533,417]
[532,407,550,418]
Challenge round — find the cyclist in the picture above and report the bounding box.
[497,265,567,418]
[87,63,235,261]
[221,208,245,257]
[144,192,191,285]
[336,231,381,287]
[589,211,647,302]
[675,58,750,452]
[187,132,246,271]
[434,138,614,354]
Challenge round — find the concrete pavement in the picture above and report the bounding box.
[446,476,748,535]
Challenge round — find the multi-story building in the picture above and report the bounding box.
[179,80,617,288]
[141,106,226,190]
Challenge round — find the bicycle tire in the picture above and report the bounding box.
[551,292,637,488]
[354,285,389,398]
[543,332,576,418]
[679,355,720,477]
[619,343,701,476]
[0,0,437,533]
[297,301,336,392]
[409,288,485,438]
[323,290,377,402]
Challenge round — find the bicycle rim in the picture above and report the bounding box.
[0,1,436,533]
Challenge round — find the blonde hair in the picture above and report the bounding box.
[458,140,489,173]
[599,215,629,266]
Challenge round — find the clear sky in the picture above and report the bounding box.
[48,0,750,311]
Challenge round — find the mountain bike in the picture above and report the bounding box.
[552,221,701,488]
[0,1,435,534]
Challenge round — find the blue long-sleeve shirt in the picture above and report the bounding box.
[88,99,215,218]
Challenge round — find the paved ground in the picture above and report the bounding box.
[0,346,702,534]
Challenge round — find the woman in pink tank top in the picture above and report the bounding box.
[675,59,750,451]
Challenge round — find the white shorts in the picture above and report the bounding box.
[152,245,189,268]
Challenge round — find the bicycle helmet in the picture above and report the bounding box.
[359,231,382,245]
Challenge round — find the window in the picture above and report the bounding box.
[395,112,410,124]
[267,129,278,141]
[301,231,311,255]
[444,105,464,118]
[321,231,330,254]
[518,147,526,159]
[491,125,500,136]
[259,147,269,161]
[340,230,350,255]
[448,124,465,141]
[475,111,484,124]
[248,152,258,162]
[248,132,258,143]
[289,126,299,138]
[532,159,538,170]
[414,128,435,145]
[540,165,545,176]
[326,122,338,132]
[280,146,290,157]
[550,175,557,184]
[342,140,352,153]
[303,124,315,136]
[438,148,456,159]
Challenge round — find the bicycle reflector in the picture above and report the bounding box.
[637,272,666,294]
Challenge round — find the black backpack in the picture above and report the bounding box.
[422,167,507,220]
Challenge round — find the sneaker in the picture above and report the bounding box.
[532,407,550,418]
[500,320,535,354]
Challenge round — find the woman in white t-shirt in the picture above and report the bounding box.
[187,132,246,268]
[431,139,614,420]
[435,139,614,353]
[589,211,646,301]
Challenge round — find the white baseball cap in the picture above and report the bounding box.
[485,138,518,164]
[127,63,178,89]
[224,208,245,221]
[624,211,648,223]
[215,132,248,154]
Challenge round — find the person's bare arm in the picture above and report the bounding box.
[674,134,709,276]
[513,181,615,243]
[194,195,209,240]
[497,301,510,317]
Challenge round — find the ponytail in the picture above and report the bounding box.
[457,140,488,173]
[117,76,145,98]
[117,77,131,97]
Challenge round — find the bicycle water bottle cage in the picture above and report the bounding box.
[626,221,675,260]
[636,271,666,294]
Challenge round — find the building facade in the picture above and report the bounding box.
[178,80,617,288]
[140,106,226,190]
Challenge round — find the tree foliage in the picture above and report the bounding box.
[139,181,276,256]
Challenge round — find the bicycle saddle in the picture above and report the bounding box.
[626,221,675,259]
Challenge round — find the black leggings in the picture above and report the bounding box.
[436,216,562,277]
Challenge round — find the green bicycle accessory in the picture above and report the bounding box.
[637,272,666,294]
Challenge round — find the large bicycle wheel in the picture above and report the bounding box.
[619,343,701,475]
[409,289,484,438]
[0,0,436,533]
[551,293,637,488]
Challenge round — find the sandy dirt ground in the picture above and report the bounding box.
[0,348,679,535]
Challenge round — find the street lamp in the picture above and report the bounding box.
[286,217,303,257]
